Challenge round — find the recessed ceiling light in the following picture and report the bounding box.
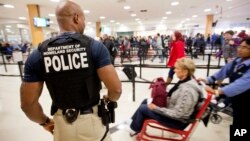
[110,20,115,23]
[3,4,14,8]
[166,11,172,15]
[50,0,60,2]
[204,8,211,12]
[192,15,198,18]
[186,18,190,21]
[48,14,55,17]
[228,7,233,9]
[19,17,26,20]
[116,22,120,25]
[84,10,90,14]
[135,18,140,21]
[162,17,168,20]
[171,1,179,6]
[5,25,12,28]
[226,0,232,2]
[131,14,136,17]
[124,6,131,10]
[5,28,11,31]
[87,22,91,24]
[100,16,106,19]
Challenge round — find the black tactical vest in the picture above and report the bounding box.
[39,33,101,111]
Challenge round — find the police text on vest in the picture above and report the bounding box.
[43,44,88,73]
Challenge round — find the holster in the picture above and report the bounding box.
[98,99,117,125]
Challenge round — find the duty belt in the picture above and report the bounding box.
[62,108,93,123]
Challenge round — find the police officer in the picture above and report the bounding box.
[199,38,250,129]
[20,1,122,141]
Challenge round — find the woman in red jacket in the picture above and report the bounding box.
[166,31,186,84]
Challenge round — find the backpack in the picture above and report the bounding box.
[149,77,167,107]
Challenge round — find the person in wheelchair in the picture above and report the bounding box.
[128,58,203,136]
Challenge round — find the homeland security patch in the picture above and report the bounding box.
[43,43,89,73]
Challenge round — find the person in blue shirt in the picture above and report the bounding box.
[20,1,121,141]
[199,38,250,128]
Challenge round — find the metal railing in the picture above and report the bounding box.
[1,51,223,101]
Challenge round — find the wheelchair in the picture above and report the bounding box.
[136,92,212,141]
[209,100,233,124]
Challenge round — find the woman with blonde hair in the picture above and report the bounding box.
[128,57,202,136]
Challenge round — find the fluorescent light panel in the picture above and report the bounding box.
[204,8,211,12]
[3,4,14,8]
[124,6,131,10]
[131,14,136,17]
[19,17,26,20]
[171,1,179,6]
[100,16,106,19]
[166,11,172,14]
[84,10,90,14]
[50,0,60,2]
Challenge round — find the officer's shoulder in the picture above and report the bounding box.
[81,34,95,43]
[82,35,104,47]
[38,37,56,49]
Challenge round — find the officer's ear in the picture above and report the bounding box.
[73,13,79,24]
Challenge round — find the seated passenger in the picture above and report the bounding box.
[129,58,202,135]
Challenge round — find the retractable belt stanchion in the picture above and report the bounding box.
[1,54,8,72]
[207,54,211,77]
[139,55,142,78]
[218,55,221,67]
[131,65,136,102]
[18,61,24,81]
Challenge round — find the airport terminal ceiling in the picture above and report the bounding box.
[0,0,250,37]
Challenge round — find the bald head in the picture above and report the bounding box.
[56,0,85,33]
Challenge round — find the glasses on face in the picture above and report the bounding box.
[238,45,250,50]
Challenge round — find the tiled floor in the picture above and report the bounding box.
[0,53,232,141]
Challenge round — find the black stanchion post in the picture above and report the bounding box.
[1,54,8,72]
[142,51,145,65]
[218,55,221,67]
[139,54,142,78]
[131,65,135,102]
[18,61,24,81]
[207,54,211,77]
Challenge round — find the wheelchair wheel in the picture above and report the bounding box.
[210,114,222,124]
